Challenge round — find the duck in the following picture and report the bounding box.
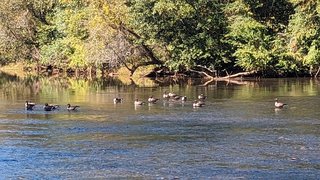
[113,97,123,104]
[148,96,159,103]
[25,101,36,110]
[67,104,80,111]
[173,95,181,101]
[275,98,287,108]
[163,91,170,99]
[181,96,187,102]
[193,100,205,108]
[134,99,145,105]
[198,94,207,100]
[168,92,178,98]
[51,104,60,109]
[43,103,59,111]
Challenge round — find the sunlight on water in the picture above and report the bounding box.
[0,74,319,179]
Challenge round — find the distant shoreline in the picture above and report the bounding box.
[0,62,319,80]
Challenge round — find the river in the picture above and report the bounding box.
[0,73,319,179]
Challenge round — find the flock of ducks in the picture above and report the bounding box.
[130,94,287,109]
[25,92,287,111]
[130,92,287,109]
[25,101,80,111]
[114,91,208,108]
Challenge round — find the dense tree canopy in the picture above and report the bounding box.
[127,0,228,71]
[0,0,320,77]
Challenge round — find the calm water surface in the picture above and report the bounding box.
[0,74,319,179]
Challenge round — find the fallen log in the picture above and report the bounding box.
[197,70,257,86]
[201,78,249,86]
[188,68,213,79]
[189,68,257,80]
[219,70,257,79]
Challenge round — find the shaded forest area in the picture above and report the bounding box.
[0,0,320,78]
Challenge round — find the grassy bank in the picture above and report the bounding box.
[0,63,36,78]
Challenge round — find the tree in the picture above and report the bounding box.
[244,0,294,33]
[126,0,228,73]
[0,0,59,65]
[224,1,273,73]
[286,0,320,76]
[38,0,89,69]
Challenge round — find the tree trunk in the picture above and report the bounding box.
[315,66,320,78]
[118,23,163,66]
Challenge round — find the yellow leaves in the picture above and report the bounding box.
[71,44,87,67]
[153,0,175,15]
[153,0,194,18]
[88,15,104,29]
[177,3,195,18]
[167,44,174,51]
[102,4,110,15]
[59,37,87,68]
[317,3,320,14]
[95,0,129,25]
[58,0,72,5]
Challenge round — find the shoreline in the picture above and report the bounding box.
[0,63,319,81]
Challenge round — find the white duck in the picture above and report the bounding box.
[275,98,287,108]
[134,99,145,105]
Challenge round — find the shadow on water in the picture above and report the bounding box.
[0,72,320,179]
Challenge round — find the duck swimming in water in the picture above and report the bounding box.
[198,94,207,100]
[275,98,287,108]
[67,104,80,111]
[134,99,145,105]
[193,100,205,108]
[25,101,36,110]
[113,97,123,104]
[43,103,59,111]
[168,92,178,98]
[148,96,159,103]
[181,96,187,102]
[163,91,170,99]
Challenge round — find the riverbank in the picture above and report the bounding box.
[0,63,155,77]
[0,63,35,78]
[0,63,162,87]
[1,62,318,84]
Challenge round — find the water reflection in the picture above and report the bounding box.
[0,72,320,179]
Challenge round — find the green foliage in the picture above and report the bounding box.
[127,0,228,71]
[305,40,320,66]
[286,0,320,71]
[0,0,320,76]
[270,37,300,75]
[0,0,38,63]
[225,1,273,72]
[40,39,71,66]
[244,0,294,32]
[38,1,90,68]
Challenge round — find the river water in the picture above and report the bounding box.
[0,74,319,179]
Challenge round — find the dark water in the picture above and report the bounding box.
[0,74,319,179]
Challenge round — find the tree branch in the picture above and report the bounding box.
[219,70,257,79]
[118,23,163,65]
[189,68,214,79]
[26,4,50,25]
[315,66,320,78]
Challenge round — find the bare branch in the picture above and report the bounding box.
[189,68,214,79]
[315,66,320,78]
[118,23,163,65]
[219,70,257,79]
